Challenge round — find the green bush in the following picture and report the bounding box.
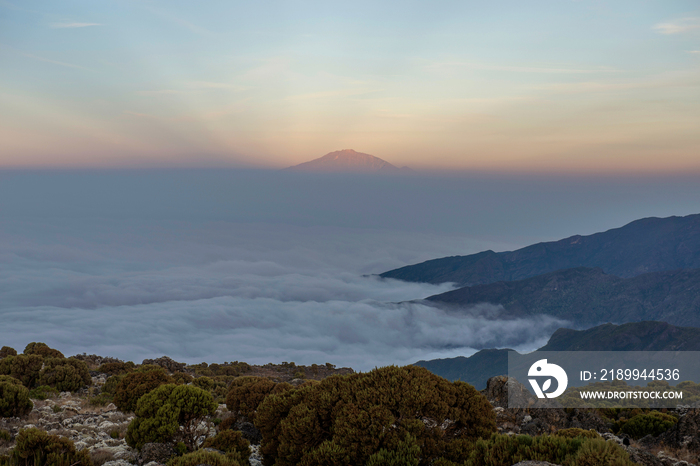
[113,368,173,412]
[554,428,601,439]
[97,362,135,376]
[39,358,91,392]
[450,434,634,466]
[4,428,93,466]
[365,433,421,466]
[101,374,125,395]
[0,375,33,417]
[89,393,113,407]
[166,450,240,466]
[28,386,59,401]
[573,438,633,466]
[23,343,64,360]
[225,377,291,422]
[172,372,193,385]
[255,365,496,466]
[619,411,678,439]
[0,347,16,359]
[125,384,217,451]
[0,355,44,388]
[202,430,250,465]
[0,430,10,442]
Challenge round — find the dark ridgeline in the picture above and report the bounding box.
[415,321,700,389]
[381,214,700,286]
[426,266,700,327]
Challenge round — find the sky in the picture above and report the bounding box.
[1,0,699,172]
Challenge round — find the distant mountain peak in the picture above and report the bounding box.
[286,149,412,174]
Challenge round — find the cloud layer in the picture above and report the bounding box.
[0,215,562,370]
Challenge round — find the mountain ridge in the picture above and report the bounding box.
[415,321,700,388]
[286,149,411,173]
[425,266,700,327]
[380,213,700,286]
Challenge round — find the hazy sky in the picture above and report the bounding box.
[1,0,699,172]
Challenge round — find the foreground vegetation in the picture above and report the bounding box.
[0,342,687,466]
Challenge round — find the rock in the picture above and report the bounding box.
[249,444,263,466]
[658,408,700,453]
[235,420,262,445]
[102,461,133,466]
[103,403,118,412]
[140,443,175,465]
[624,447,666,466]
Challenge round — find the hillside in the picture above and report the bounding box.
[381,214,700,286]
[286,149,411,173]
[416,321,700,387]
[425,266,700,327]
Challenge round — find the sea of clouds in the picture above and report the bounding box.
[1,170,698,370]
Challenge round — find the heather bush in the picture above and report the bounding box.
[573,438,633,466]
[101,374,125,395]
[0,355,43,388]
[554,428,601,439]
[97,362,135,375]
[28,385,59,401]
[365,433,421,466]
[225,377,291,422]
[0,376,33,417]
[172,372,193,385]
[0,347,16,359]
[113,368,173,412]
[255,365,496,466]
[125,384,217,451]
[23,343,64,360]
[202,430,250,464]
[4,428,93,466]
[437,433,634,466]
[619,411,678,439]
[39,358,91,392]
[166,450,240,466]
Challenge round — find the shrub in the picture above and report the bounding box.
[226,377,291,422]
[0,347,16,359]
[113,368,173,412]
[0,355,43,388]
[89,393,113,407]
[572,438,633,466]
[454,434,634,466]
[255,365,496,466]
[6,428,93,466]
[554,428,601,439]
[166,450,240,466]
[23,343,64,359]
[365,433,421,466]
[125,384,217,451]
[97,362,135,375]
[39,358,91,392]
[101,374,125,395]
[202,430,250,464]
[619,411,678,439]
[0,429,11,442]
[0,375,33,417]
[28,386,59,400]
[172,372,193,385]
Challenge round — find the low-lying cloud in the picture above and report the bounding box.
[0,217,563,370]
